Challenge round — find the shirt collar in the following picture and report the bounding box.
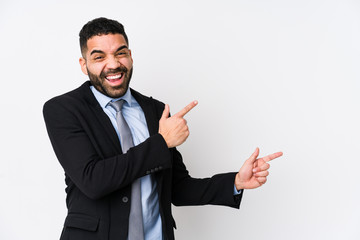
[90,86,133,108]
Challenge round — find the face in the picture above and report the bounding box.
[79,34,133,98]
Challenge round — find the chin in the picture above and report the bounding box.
[105,85,129,98]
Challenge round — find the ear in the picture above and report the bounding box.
[79,57,88,75]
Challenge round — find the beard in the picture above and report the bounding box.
[87,65,133,98]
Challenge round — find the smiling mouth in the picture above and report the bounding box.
[105,73,124,82]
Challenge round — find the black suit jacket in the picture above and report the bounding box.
[43,81,242,240]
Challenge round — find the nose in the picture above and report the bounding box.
[106,56,120,69]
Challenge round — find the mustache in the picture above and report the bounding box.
[100,66,128,78]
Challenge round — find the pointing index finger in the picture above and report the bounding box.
[259,152,283,162]
[175,100,198,118]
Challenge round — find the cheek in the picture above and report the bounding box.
[88,63,105,76]
[121,58,133,69]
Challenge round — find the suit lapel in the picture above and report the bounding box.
[91,102,122,153]
[131,89,159,137]
[80,82,122,153]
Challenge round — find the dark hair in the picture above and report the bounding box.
[79,17,129,56]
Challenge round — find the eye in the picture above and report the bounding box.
[117,49,129,56]
[94,56,103,60]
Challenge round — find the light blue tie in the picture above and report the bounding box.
[109,100,144,240]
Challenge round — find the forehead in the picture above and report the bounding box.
[86,34,128,55]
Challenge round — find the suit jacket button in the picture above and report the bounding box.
[122,197,129,203]
[155,167,159,171]
[150,169,155,173]
[146,170,150,174]
[158,166,163,170]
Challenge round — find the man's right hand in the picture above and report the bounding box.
[159,101,198,148]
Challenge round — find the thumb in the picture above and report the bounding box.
[247,147,260,164]
[161,104,170,120]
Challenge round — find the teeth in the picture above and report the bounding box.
[106,74,122,80]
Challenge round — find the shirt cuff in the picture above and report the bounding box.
[233,184,242,195]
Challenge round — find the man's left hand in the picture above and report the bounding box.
[235,148,283,190]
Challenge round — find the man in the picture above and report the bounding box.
[43,17,283,240]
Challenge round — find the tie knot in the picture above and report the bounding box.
[109,99,126,113]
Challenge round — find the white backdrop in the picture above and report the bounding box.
[1,0,359,239]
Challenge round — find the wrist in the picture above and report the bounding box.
[158,132,171,148]
[234,172,243,191]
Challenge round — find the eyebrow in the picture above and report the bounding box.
[90,45,128,56]
[90,49,104,56]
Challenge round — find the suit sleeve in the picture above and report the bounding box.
[43,97,172,200]
[170,149,242,209]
